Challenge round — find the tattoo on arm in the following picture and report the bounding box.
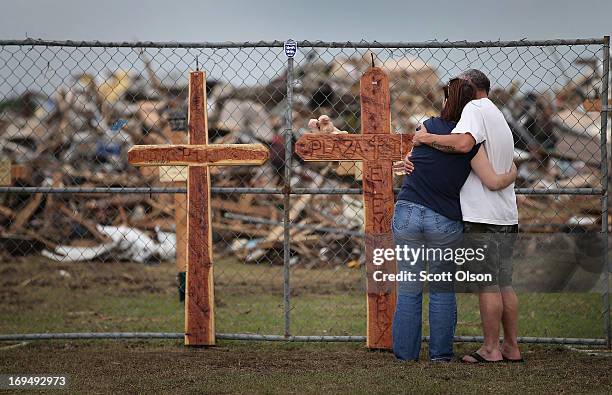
[430,141,458,153]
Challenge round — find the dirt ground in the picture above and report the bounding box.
[1,340,611,394]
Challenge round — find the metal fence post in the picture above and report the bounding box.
[601,36,611,349]
[283,41,296,338]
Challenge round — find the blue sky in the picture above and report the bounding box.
[0,0,610,42]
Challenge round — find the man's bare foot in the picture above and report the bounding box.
[461,346,503,363]
[500,341,522,361]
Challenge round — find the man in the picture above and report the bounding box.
[412,69,521,363]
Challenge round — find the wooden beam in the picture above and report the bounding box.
[361,67,396,350]
[184,70,215,346]
[10,165,31,181]
[0,204,15,219]
[295,134,411,161]
[9,194,43,232]
[0,162,33,186]
[174,191,187,272]
[211,198,274,218]
[169,130,188,273]
[128,144,268,166]
[57,205,112,244]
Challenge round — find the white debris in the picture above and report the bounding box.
[42,226,176,264]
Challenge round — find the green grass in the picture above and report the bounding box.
[0,256,607,339]
[1,256,611,393]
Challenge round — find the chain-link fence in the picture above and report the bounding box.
[0,38,609,347]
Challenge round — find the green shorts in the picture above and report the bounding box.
[462,221,518,291]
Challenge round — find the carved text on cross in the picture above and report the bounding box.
[129,144,267,166]
[295,134,410,161]
[295,67,412,350]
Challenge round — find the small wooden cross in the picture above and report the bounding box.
[295,67,412,350]
[128,70,269,346]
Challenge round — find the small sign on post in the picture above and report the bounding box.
[284,39,297,58]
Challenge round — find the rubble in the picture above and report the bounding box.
[0,52,608,264]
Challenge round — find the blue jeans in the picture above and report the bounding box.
[391,200,463,361]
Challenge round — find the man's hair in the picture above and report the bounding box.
[459,69,490,94]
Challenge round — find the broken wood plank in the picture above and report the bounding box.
[9,193,43,232]
[22,229,59,250]
[0,204,15,219]
[212,222,270,237]
[58,205,111,244]
[211,198,274,218]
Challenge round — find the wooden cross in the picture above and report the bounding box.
[295,67,412,350]
[128,70,269,346]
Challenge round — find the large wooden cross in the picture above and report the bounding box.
[295,67,412,350]
[128,70,269,346]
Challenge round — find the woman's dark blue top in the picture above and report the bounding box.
[397,117,480,221]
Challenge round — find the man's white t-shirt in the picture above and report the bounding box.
[452,98,518,225]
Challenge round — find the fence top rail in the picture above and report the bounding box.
[0,38,605,49]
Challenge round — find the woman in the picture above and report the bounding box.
[392,77,516,362]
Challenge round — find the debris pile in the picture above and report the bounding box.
[489,57,607,231]
[0,53,607,264]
